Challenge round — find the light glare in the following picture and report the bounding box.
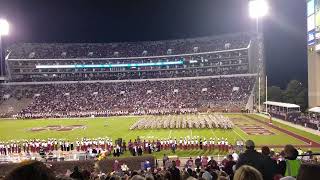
[0,19,9,36]
[249,0,269,19]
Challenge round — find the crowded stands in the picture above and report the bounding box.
[0,76,255,118]
[0,140,319,180]
[6,33,252,82]
[8,34,250,59]
[294,114,320,131]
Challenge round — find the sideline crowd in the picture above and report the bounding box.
[1,140,319,180]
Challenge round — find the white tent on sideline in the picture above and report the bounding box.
[263,101,300,113]
[308,107,320,113]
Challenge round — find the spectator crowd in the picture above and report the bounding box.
[0,76,255,118]
[1,140,319,180]
[267,108,320,131]
[7,33,251,82]
[8,34,250,59]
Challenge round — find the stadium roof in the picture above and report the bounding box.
[263,101,300,108]
[309,107,320,113]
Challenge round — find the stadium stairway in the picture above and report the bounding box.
[0,98,32,116]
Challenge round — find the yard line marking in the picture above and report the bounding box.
[145,128,155,139]
[123,129,135,139]
[210,129,218,138]
[168,130,172,138]
[233,129,246,141]
[190,129,193,138]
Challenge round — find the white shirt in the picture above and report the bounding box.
[232,152,239,161]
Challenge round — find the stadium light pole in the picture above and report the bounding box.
[265,75,268,113]
[249,0,269,113]
[0,19,9,77]
[249,0,269,33]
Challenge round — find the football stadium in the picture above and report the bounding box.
[0,0,318,179]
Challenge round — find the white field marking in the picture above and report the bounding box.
[146,128,155,138]
[168,130,172,138]
[190,129,193,138]
[123,128,136,139]
[233,129,246,141]
[138,129,153,140]
[210,129,218,138]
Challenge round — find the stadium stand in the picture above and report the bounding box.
[8,34,250,59]
[0,33,261,117]
[0,76,255,118]
[5,33,253,82]
[295,115,320,130]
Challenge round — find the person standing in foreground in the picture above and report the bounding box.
[261,146,277,180]
[169,160,180,180]
[236,140,265,178]
[278,144,301,178]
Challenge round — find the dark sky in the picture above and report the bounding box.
[0,0,307,88]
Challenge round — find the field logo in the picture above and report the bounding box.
[235,123,275,135]
[29,125,86,132]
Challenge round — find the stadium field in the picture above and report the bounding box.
[0,114,319,152]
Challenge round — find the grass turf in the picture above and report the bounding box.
[0,114,314,145]
[1,114,320,157]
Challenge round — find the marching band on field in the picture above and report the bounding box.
[130,114,234,130]
[0,137,114,155]
[0,136,238,156]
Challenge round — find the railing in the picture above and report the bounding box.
[0,73,257,85]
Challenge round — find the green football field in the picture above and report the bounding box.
[0,114,320,154]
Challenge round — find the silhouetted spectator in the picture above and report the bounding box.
[4,161,56,180]
[297,163,320,180]
[236,140,265,177]
[70,166,83,180]
[261,146,277,180]
[223,154,236,178]
[169,161,180,180]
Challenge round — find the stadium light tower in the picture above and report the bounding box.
[0,19,9,77]
[0,19,9,36]
[249,0,269,33]
[249,0,268,113]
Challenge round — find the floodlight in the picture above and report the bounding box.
[249,0,269,19]
[0,19,9,36]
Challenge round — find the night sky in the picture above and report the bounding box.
[0,0,307,88]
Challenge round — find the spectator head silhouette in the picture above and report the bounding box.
[234,165,263,180]
[245,140,255,150]
[4,161,56,180]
